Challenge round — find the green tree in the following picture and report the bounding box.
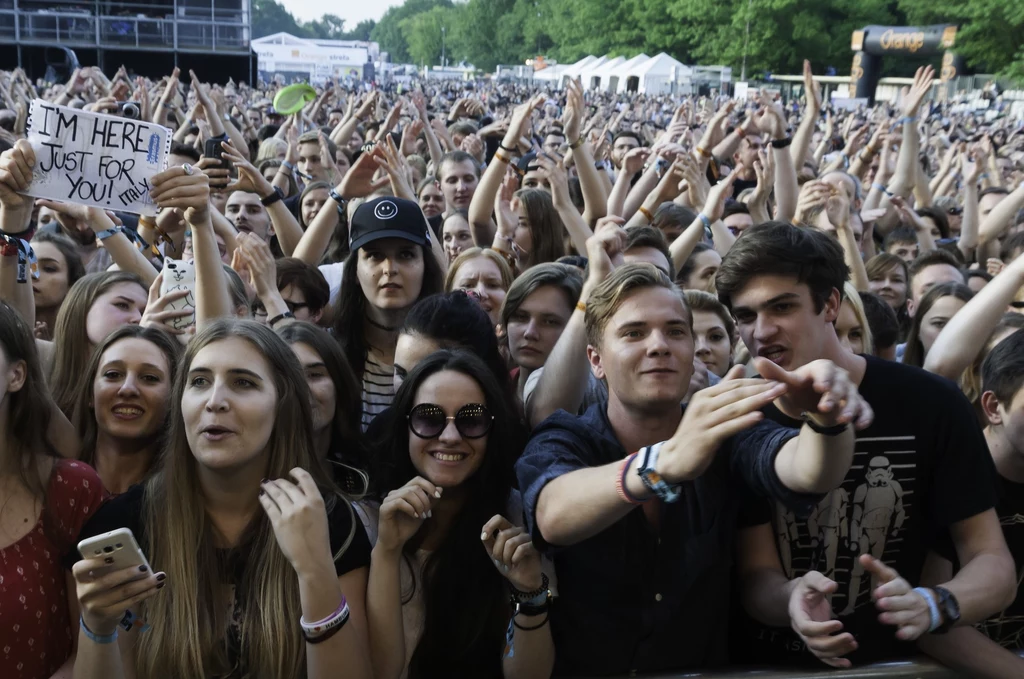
[899,0,1024,82]
[306,14,347,40]
[372,0,453,63]
[343,19,378,42]
[251,0,310,39]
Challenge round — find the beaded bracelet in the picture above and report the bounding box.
[615,452,650,506]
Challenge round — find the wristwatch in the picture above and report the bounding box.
[932,586,961,634]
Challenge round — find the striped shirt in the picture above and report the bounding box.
[361,347,395,432]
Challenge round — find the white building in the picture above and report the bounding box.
[253,32,378,84]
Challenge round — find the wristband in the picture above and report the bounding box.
[260,189,283,207]
[268,311,294,327]
[329,188,347,208]
[281,160,296,172]
[615,453,650,505]
[568,136,584,150]
[913,587,942,633]
[498,141,516,153]
[636,441,682,503]
[508,573,550,604]
[696,146,712,158]
[493,149,512,164]
[95,227,123,240]
[301,596,350,637]
[637,206,654,223]
[899,116,917,126]
[698,213,712,230]
[801,413,848,436]
[80,616,118,644]
[770,137,793,149]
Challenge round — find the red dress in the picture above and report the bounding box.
[0,460,105,679]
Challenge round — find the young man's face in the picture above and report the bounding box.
[297,141,327,183]
[886,241,918,263]
[908,263,963,316]
[225,192,272,243]
[729,275,840,371]
[588,286,694,412]
[611,135,639,169]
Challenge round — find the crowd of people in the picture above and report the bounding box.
[0,58,1023,679]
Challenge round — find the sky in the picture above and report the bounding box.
[278,0,405,25]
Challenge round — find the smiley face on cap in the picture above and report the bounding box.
[374,200,399,220]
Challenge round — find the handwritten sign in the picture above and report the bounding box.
[22,99,171,216]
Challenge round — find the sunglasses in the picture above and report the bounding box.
[407,403,493,439]
[946,207,963,216]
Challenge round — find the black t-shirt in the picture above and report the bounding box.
[976,474,1024,649]
[731,356,999,666]
[69,484,371,677]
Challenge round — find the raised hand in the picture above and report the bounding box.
[562,78,584,143]
[0,140,37,211]
[150,164,211,224]
[338,146,389,199]
[259,468,334,577]
[702,165,743,222]
[794,180,831,225]
[235,232,278,300]
[789,571,857,668]
[481,515,543,592]
[584,216,627,285]
[373,136,416,202]
[376,476,441,552]
[901,65,935,120]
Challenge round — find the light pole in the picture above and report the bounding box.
[441,25,446,69]
[740,0,752,81]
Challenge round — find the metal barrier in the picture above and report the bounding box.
[594,651,1024,678]
[0,8,249,52]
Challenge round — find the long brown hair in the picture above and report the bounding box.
[136,320,350,679]
[49,271,146,418]
[0,302,56,489]
[902,282,974,369]
[515,188,566,267]
[70,325,182,469]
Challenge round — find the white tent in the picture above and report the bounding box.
[629,52,693,94]
[580,56,624,91]
[563,55,608,82]
[533,64,569,84]
[605,53,649,93]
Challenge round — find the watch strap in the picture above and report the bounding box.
[932,586,961,633]
[260,188,283,207]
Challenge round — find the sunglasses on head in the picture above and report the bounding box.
[407,403,494,439]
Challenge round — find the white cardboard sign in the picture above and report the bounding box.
[23,99,171,216]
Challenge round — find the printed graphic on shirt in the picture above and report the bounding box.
[774,436,916,617]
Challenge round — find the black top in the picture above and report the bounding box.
[976,473,1024,649]
[732,356,998,666]
[69,484,371,678]
[516,402,815,676]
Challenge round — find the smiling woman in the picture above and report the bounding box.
[70,325,182,494]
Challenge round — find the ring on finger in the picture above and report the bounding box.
[182,163,194,176]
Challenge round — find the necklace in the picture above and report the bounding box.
[366,315,399,332]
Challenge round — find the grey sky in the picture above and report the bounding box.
[277,0,404,26]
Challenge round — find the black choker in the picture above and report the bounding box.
[366,316,399,332]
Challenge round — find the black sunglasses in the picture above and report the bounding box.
[407,403,493,439]
[946,207,963,216]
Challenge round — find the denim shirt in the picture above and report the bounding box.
[516,404,818,677]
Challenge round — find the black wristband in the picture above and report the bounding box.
[513,613,550,631]
[260,188,283,207]
[770,137,793,149]
[498,141,516,153]
[268,311,294,327]
[801,414,847,436]
[329,188,347,208]
[508,573,549,603]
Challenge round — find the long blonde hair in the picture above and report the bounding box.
[136,319,348,679]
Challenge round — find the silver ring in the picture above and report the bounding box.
[182,163,194,176]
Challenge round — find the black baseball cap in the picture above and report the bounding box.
[349,197,430,252]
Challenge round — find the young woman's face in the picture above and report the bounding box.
[301,187,330,227]
[92,337,172,442]
[85,282,148,345]
[682,249,722,293]
[835,300,867,356]
[506,285,573,371]
[334,152,351,179]
[450,255,507,326]
[868,265,908,310]
[290,341,336,436]
[408,370,489,489]
[513,200,533,259]
[442,213,474,263]
[183,337,279,471]
[418,182,444,218]
[691,309,732,378]
[356,239,425,312]
[439,159,479,211]
[919,296,967,357]
[32,241,72,310]
[394,333,442,391]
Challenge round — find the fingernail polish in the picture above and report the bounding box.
[156,573,166,581]
[259,488,265,496]
[481,532,488,540]
[157,582,166,589]
[435,489,443,498]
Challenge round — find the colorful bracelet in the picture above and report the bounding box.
[696,146,712,158]
[615,453,650,505]
[301,596,350,643]
[638,206,654,222]
[80,616,118,644]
